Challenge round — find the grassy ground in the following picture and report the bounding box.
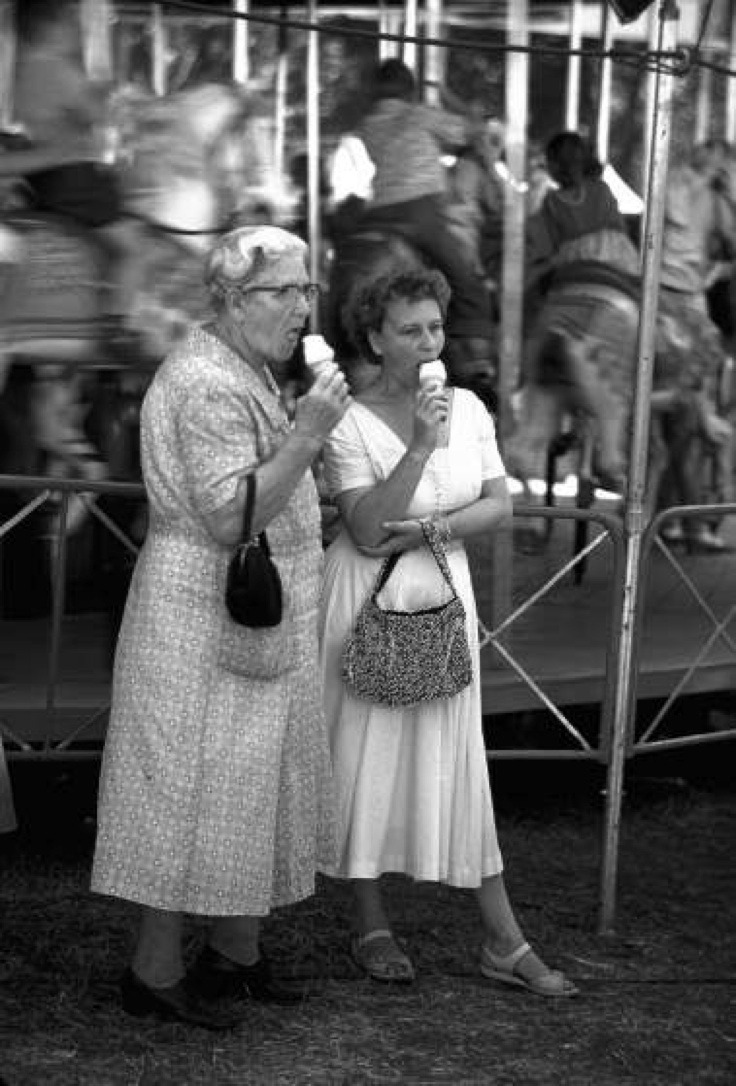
[1,752,735,1086]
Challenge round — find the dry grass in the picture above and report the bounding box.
[1,755,735,1086]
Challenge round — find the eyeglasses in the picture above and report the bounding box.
[245,283,321,304]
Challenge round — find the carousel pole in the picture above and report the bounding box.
[0,0,16,127]
[480,0,528,635]
[233,0,249,85]
[273,5,289,189]
[378,1,390,61]
[565,0,584,131]
[152,3,167,97]
[598,0,679,936]
[498,0,529,438]
[306,0,321,324]
[402,0,419,71]
[424,0,445,106]
[595,1,614,163]
[726,0,736,143]
[80,0,113,83]
[695,4,713,145]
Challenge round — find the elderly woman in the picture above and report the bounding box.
[91,226,351,1029]
[318,265,577,997]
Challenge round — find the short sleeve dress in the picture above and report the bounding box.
[92,327,335,915]
[318,389,505,887]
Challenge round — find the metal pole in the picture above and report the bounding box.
[726,0,736,142]
[598,0,679,936]
[424,0,444,106]
[595,1,614,162]
[152,3,167,97]
[499,0,528,435]
[695,0,712,147]
[306,0,321,322]
[80,0,113,83]
[641,4,659,216]
[233,0,249,85]
[274,5,289,189]
[402,0,419,72]
[0,0,16,126]
[565,0,584,131]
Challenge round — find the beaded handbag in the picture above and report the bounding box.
[342,519,472,707]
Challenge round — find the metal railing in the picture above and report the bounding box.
[479,503,626,762]
[631,503,736,755]
[2,475,735,764]
[0,474,143,760]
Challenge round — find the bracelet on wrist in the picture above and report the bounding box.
[430,513,453,545]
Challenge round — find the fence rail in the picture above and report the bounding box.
[1,475,735,762]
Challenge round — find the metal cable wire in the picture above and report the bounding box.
[153,0,704,77]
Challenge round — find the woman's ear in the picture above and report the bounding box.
[366,328,382,358]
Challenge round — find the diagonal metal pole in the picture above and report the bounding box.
[598,0,679,935]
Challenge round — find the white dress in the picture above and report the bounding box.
[319,389,506,887]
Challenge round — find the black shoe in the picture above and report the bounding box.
[190,945,309,1005]
[120,968,242,1030]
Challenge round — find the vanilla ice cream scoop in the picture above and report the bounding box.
[302,333,337,376]
[418,359,447,391]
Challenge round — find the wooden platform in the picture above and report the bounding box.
[1,508,735,751]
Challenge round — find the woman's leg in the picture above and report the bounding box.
[351,878,415,982]
[353,877,391,937]
[208,915,261,966]
[477,874,576,995]
[131,906,185,987]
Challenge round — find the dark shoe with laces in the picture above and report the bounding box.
[120,968,242,1030]
[190,945,309,1005]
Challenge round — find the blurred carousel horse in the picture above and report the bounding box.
[0,82,284,614]
[504,263,732,547]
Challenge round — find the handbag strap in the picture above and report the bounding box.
[239,472,270,553]
[371,518,458,601]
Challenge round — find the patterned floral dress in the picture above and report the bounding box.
[92,327,335,915]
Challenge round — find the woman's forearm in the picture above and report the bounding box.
[443,489,512,542]
[204,430,322,545]
[348,447,432,547]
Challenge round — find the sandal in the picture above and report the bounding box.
[351,929,416,984]
[480,941,578,998]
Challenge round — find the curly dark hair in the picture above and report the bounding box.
[343,264,451,365]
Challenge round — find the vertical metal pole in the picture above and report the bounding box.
[595,1,614,163]
[306,0,321,322]
[0,0,16,126]
[487,0,528,636]
[233,0,249,85]
[641,4,659,214]
[695,45,712,144]
[565,0,584,131]
[727,0,736,143]
[402,0,419,72]
[499,0,528,435]
[378,1,390,61]
[152,3,167,97]
[80,0,113,83]
[598,0,679,936]
[424,0,444,106]
[274,6,289,189]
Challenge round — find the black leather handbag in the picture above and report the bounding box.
[225,473,283,628]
